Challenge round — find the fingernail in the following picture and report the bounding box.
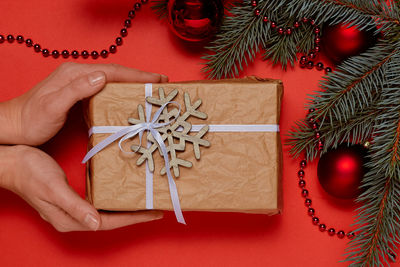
[160,74,168,81]
[88,72,105,86]
[84,213,99,231]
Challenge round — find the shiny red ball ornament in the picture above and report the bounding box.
[167,0,224,42]
[322,23,376,64]
[317,144,367,199]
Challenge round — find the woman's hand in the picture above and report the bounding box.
[0,145,163,232]
[0,63,168,231]
[0,62,168,145]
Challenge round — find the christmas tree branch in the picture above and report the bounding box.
[203,0,320,78]
[325,0,400,26]
[343,52,400,266]
[309,41,396,127]
[288,42,396,160]
[203,0,399,78]
[295,23,318,55]
[345,127,400,265]
[288,106,379,160]
[347,178,398,266]
[202,1,271,79]
[287,0,398,32]
[263,22,316,68]
[151,0,168,19]
[263,31,298,68]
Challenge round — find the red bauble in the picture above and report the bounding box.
[167,0,224,42]
[322,23,376,63]
[317,144,367,199]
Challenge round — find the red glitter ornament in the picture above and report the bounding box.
[317,144,367,199]
[167,0,224,42]
[322,23,376,64]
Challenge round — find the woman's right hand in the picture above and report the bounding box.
[0,145,163,232]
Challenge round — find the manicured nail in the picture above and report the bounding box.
[84,213,99,231]
[88,72,105,86]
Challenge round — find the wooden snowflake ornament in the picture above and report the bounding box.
[128,88,210,177]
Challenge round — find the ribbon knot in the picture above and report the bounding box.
[82,100,186,224]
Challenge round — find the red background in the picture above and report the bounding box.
[0,1,390,266]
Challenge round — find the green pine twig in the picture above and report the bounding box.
[287,0,399,32]
[309,41,396,129]
[287,106,379,161]
[151,0,168,19]
[345,55,400,265]
[202,1,271,79]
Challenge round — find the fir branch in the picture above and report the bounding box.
[263,23,316,68]
[263,31,298,68]
[225,0,243,11]
[326,0,400,26]
[295,23,318,55]
[202,1,271,79]
[151,0,168,19]
[287,106,379,160]
[310,41,396,128]
[288,41,396,160]
[345,54,400,265]
[287,0,400,32]
[203,0,316,78]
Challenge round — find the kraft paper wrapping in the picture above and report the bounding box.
[85,77,283,215]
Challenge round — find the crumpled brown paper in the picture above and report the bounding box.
[85,77,283,215]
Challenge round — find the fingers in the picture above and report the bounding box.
[97,64,169,83]
[42,182,163,232]
[45,63,169,117]
[98,210,164,231]
[45,71,106,116]
[51,179,163,231]
[54,62,169,84]
[51,180,101,231]
[40,208,163,232]
[37,201,89,232]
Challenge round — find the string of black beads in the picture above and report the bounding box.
[0,0,149,59]
[297,108,355,239]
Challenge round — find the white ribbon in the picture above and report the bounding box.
[82,97,186,224]
[145,84,153,210]
[83,83,280,224]
[90,124,280,134]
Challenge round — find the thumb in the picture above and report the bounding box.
[54,182,101,231]
[47,71,106,114]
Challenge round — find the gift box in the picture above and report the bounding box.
[84,77,283,218]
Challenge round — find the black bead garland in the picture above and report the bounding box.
[257,7,340,238]
[0,1,148,59]
[294,108,355,239]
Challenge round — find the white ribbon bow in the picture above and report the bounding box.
[82,101,186,224]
